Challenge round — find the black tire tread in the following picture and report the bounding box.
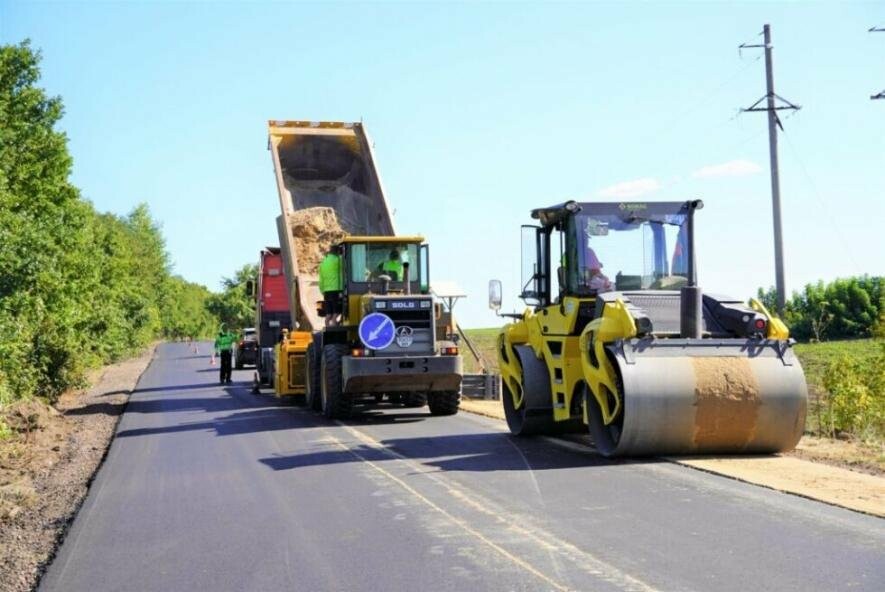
[306,342,323,412]
[321,344,352,419]
[428,391,460,416]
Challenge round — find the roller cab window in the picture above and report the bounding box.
[564,208,690,295]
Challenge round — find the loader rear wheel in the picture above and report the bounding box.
[305,342,323,412]
[321,344,352,419]
[402,392,427,408]
[428,391,460,416]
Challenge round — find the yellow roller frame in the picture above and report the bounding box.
[497,318,529,410]
[749,298,790,340]
[579,299,636,425]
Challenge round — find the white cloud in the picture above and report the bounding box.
[597,177,661,199]
[691,159,763,179]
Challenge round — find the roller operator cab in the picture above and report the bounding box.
[491,200,807,457]
[305,235,462,419]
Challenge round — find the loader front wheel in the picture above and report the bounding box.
[321,344,352,419]
[428,391,460,416]
[403,392,427,408]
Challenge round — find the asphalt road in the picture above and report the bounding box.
[40,342,885,592]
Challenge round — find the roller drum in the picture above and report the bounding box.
[596,340,807,456]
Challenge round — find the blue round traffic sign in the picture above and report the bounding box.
[358,313,395,350]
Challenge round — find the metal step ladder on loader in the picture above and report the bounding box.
[265,120,463,417]
[489,199,807,456]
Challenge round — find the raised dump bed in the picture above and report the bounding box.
[268,121,396,332]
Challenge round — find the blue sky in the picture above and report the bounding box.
[2,1,883,328]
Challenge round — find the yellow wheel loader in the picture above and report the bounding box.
[490,200,807,456]
[265,120,462,416]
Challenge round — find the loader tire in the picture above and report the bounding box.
[321,344,352,419]
[428,391,460,416]
[403,392,427,408]
[305,342,323,412]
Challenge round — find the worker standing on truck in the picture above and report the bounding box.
[318,246,343,327]
[214,327,237,384]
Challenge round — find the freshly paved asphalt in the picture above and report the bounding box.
[40,342,885,591]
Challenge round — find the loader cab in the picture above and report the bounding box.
[339,236,430,304]
[520,201,700,306]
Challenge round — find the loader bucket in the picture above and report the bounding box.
[589,339,807,457]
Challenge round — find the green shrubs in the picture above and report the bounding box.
[818,343,885,440]
[758,276,883,342]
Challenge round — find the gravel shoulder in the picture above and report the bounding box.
[0,345,157,592]
[459,398,885,518]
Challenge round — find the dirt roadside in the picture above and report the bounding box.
[0,345,157,592]
[459,399,885,518]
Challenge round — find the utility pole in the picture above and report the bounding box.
[872,26,885,100]
[739,24,800,315]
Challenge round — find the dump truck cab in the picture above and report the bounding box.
[307,234,462,417]
[492,200,807,457]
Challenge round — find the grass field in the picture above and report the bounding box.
[459,328,501,374]
[793,339,882,400]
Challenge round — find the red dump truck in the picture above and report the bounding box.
[255,247,292,386]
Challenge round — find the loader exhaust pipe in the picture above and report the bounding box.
[681,200,704,339]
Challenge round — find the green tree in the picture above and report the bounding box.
[0,41,220,404]
[206,264,258,332]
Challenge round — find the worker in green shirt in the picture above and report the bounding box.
[214,327,237,384]
[318,246,343,326]
[379,249,404,281]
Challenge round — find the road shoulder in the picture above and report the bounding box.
[0,344,158,592]
[459,399,885,518]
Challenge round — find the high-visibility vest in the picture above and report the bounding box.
[381,259,403,281]
[318,254,342,293]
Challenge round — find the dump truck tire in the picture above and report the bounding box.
[321,344,352,419]
[403,392,427,408]
[428,391,460,415]
[305,342,323,412]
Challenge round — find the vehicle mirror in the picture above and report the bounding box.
[488,279,502,311]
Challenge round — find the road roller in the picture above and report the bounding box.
[489,199,807,456]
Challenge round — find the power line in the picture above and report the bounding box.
[872,26,885,100]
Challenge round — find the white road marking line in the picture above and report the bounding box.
[334,420,661,592]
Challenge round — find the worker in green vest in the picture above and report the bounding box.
[318,246,343,326]
[214,326,237,384]
[379,249,404,281]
